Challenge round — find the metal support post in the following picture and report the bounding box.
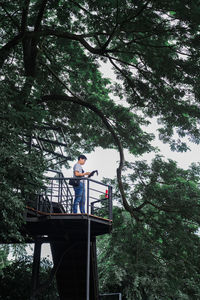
[86,219,91,300]
[50,179,53,213]
[58,173,61,203]
[30,238,42,300]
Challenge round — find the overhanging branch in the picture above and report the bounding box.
[40,57,141,220]
[41,94,139,220]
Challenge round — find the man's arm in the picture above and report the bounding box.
[74,171,90,177]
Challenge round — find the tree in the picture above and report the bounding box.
[0,245,9,275]
[0,88,48,241]
[0,255,58,300]
[98,156,200,299]
[0,1,200,237]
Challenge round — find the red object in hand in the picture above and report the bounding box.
[105,189,109,198]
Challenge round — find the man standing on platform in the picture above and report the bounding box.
[73,155,91,213]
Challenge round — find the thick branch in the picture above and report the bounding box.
[0,33,23,68]
[21,0,30,33]
[134,201,148,211]
[0,29,107,69]
[29,29,108,54]
[34,0,48,31]
[21,0,48,76]
[102,24,118,50]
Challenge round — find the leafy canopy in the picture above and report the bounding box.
[1,0,200,237]
[98,156,200,299]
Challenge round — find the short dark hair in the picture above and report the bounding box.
[78,154,87,160]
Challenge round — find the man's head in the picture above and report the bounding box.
[78,154,87,165]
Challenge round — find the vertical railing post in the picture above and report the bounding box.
[87,179,90,214]
[50,179,53,213]
[58,173,60,204]
[109,186,113,220]
[70,180,73,213]
[71,191,73,213]
[67,181,69,212]
[58,173,61,204]
[91,203,94,215]
[60,174,63,205]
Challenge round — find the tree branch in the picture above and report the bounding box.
[42,93,139,219]
[146,201,179,213]
[0,33,23,68]
[119,1,150,27]
[134,200,148,211]
[40,59,140,220]
[21,0,30,33]
[102,24,118,50]
[31,29,108,54]
[34,0,48,32]
[0,28,107,69]
[107,55,142,106]
[68,0,105,23]
[0,3,20,31]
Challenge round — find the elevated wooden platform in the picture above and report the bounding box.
[25,207,112,242]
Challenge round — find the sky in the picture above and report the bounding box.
[64,129,200,182]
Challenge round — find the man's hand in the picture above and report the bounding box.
[88,170,98,178]
[84,172,91,176]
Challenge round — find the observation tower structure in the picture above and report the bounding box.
[26,171,113,300]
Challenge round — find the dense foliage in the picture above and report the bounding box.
[1,0,200,239]
[0,255,58,300]
[1,0,200,237]
[98,156,200,299]
[1,1,200,298]
[0,245,9,275]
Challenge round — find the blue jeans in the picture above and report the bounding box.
[73,182,85,213]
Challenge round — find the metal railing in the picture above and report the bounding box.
[31,172,113,220]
